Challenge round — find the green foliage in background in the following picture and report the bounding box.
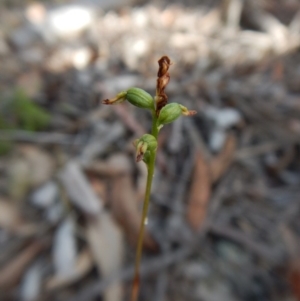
[0,89,51,155]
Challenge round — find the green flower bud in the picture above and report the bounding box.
[157,103,182,126]
[140,134,157,150]
[134,134,157,162]
[142,150,151,165]
[157,103,197,128]
[126,88,154,110]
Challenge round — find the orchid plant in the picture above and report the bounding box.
[103,56,196,301]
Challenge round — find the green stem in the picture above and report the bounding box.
[131,112,158,301]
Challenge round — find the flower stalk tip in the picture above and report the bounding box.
[157,56,172,77]
[155,55,172,115]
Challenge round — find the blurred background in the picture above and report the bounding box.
[1,0,300,300]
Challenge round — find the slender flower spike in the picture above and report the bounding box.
[101,55,197,301]
[102,88,154,110]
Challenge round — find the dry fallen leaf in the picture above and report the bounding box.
[86,211,124,301]
[59,161,102,215]
[0,198,37,236]
[210,134,237,183]
[187,134,236,230]
[8,145,55,201]
[46,248,93,290]
[85,153,133,177]
[19,260,42,301]
[19,144,55,188]
[87,173,107,204]
[187,151,211,230]
[52,217,77,278]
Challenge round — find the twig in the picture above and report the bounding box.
[234,141,280,160]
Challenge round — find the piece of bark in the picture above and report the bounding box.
[187,151,211,230]
[210,134,237,183]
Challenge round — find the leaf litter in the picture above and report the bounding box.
[1,0,300,300]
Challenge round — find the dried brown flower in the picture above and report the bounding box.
[157,56,171,77]
[155,55,172,115]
